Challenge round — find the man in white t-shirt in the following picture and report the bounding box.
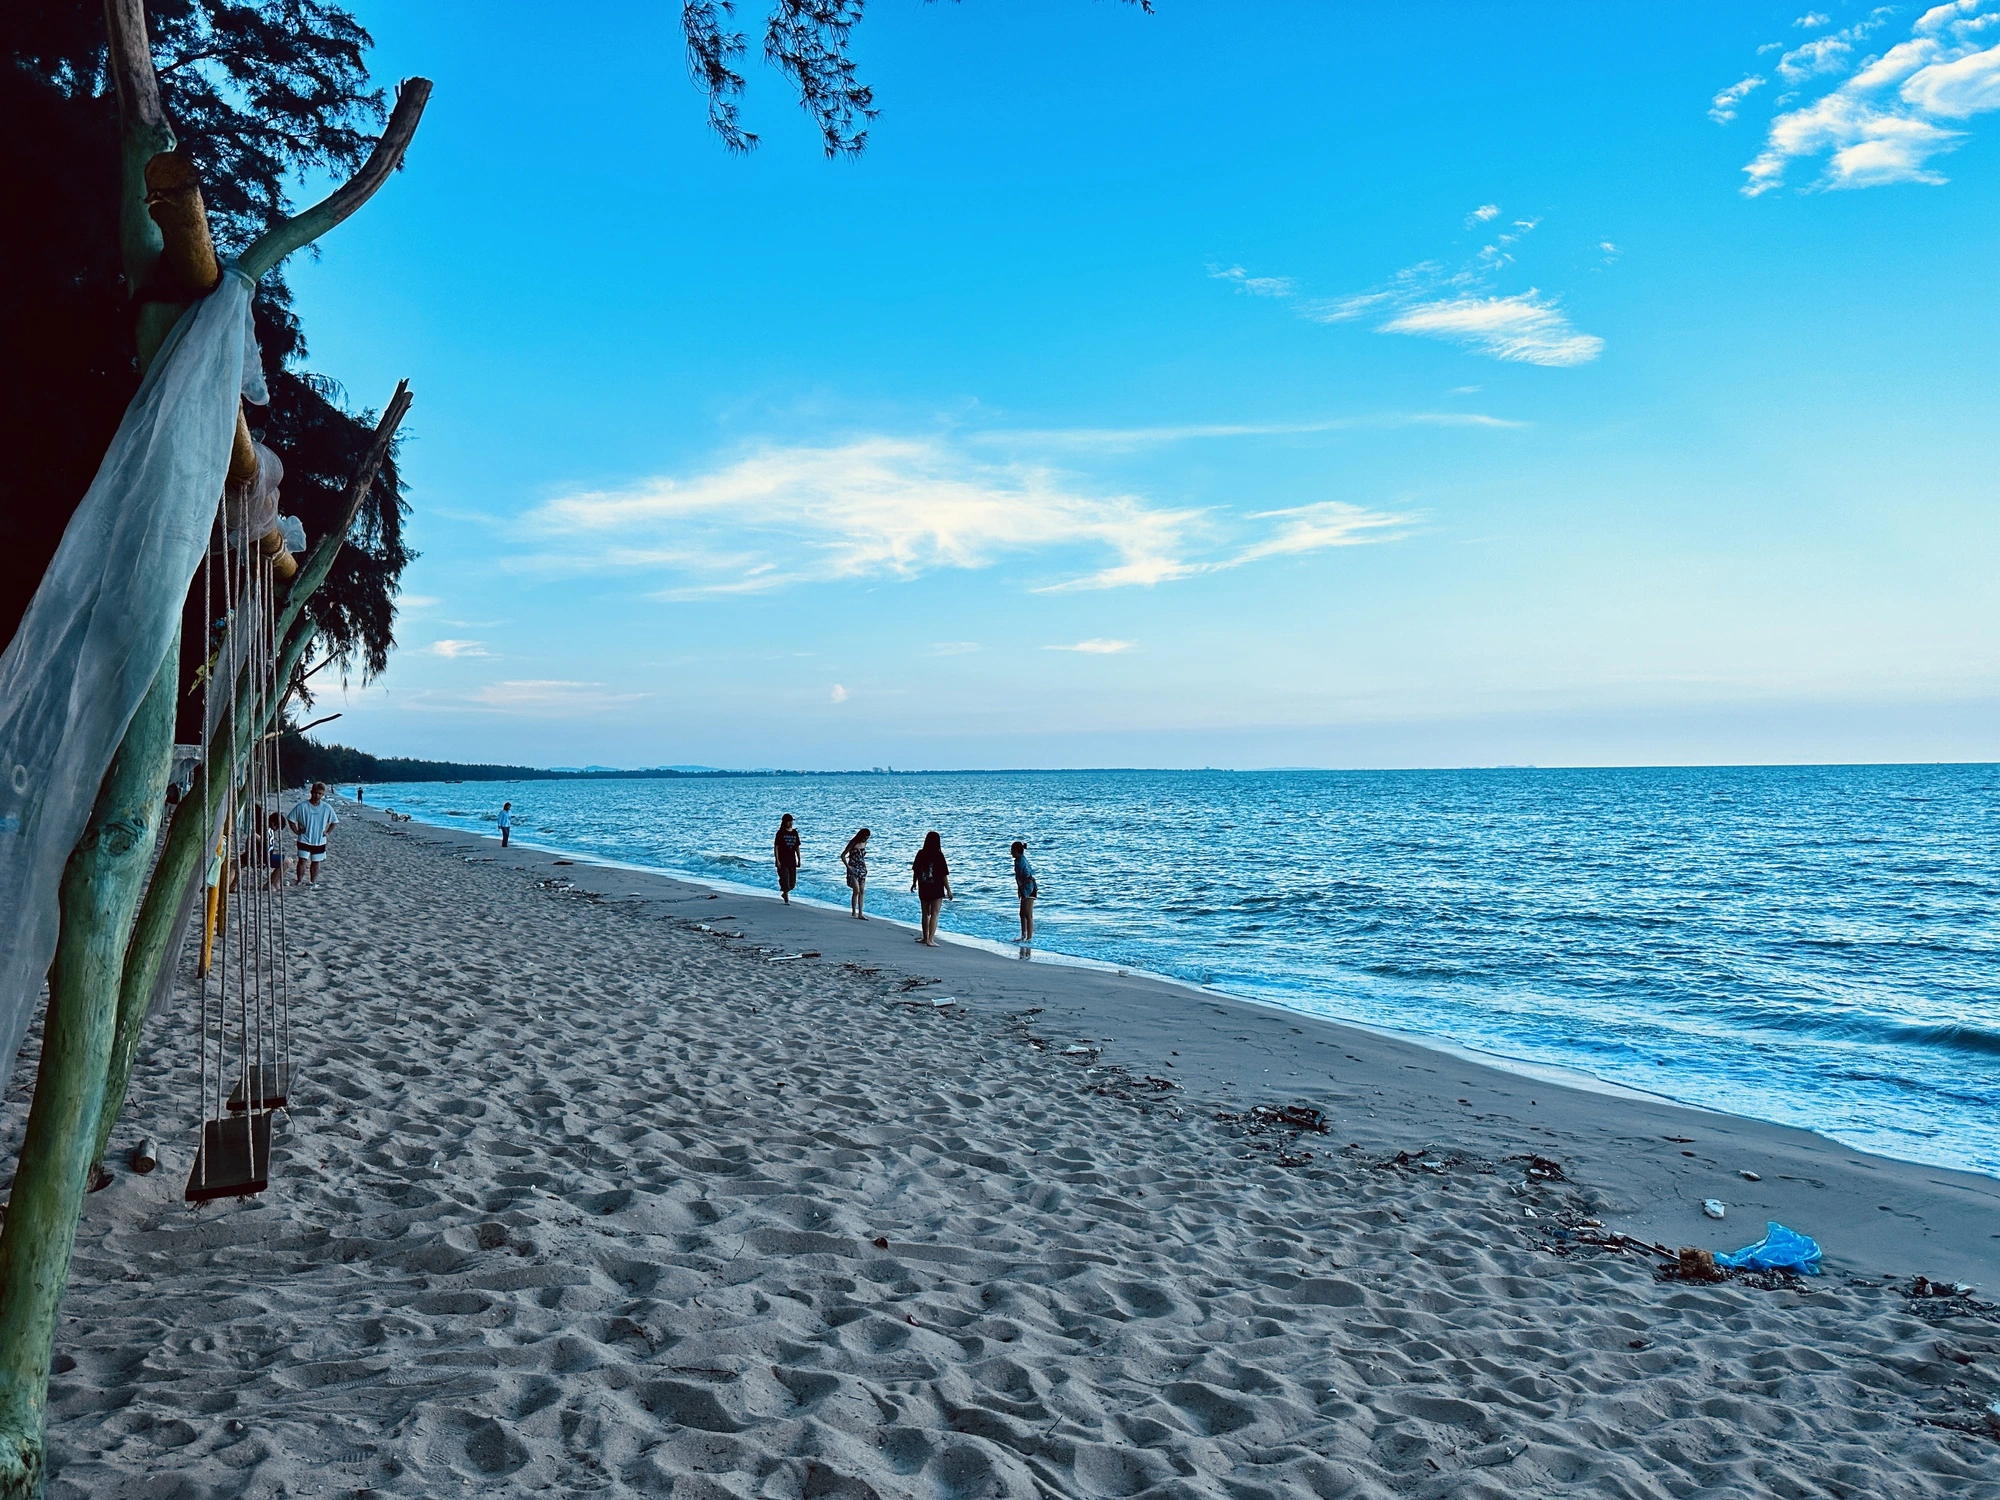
[288,782,339,884]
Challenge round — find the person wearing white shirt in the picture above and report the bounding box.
[288,782,340,884]
[498,801,514,848]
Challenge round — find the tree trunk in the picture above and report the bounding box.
[0,647,176,1499]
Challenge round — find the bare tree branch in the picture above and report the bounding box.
[239,77,431,280]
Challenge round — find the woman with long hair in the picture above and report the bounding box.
[911,831,952,946]
[1011,839,1038,946]
[773,813,801,904]
[840,827,871,919]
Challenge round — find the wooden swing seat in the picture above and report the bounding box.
[225,1062,293,1112]
[184,1111,272,1202]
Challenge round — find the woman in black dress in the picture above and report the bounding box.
[773,814,801,904]
[911,830,952,946]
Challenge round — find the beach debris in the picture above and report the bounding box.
[1513,1154,1568,1183]
[553,859,573,866]
[1908,1275,1979,1300]
[1701,1199,1727,1220]
[1740,1170,1761,1181]
[1675,1247,1727,1283]
[898,977,941,992]
[1714,1222,1821,1274]
[872,1236,889,1249]
[1214,1103,1328,1165]
[1060,1043,1097,1058]
[129,1138,158,1175]
[1663,1135,1694,1144]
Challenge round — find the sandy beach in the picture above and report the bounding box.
[7,800,1998,1498]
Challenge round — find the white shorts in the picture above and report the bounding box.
[298,841,328,863]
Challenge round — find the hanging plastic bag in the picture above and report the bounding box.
[1715,1222,1822,1275]
[0,270,257,1093]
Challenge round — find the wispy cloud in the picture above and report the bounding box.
[405,680,650,716]
[1379,293,1605,367]
[1797,11,1832,28]
[1043,639,1133,654]
[1710,74,1766,123]
[1735,2,2000,193]
[830,683,849,703]
[519,436,1413,596]
[426,639,491,658]
[929,641,983,656]
[1231,502,1413,564]
[977,412,1525,450]
[1216,209,1605,367]
[1208,265,1296,297]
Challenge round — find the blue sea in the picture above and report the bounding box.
[371,765,2000,1177]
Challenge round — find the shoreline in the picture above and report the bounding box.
[393,808,1921,1154]
[375,801,2000,1285]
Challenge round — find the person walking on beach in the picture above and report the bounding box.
[774,814,801,904]
[498,801,513,848]
[841,827,871,919]
[288,782,338,885]
[1011,839,1038,946]
[911,831,952,946]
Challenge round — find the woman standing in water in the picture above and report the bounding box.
[911,831,953,946]
[1011,840,1038,946]
[840,827,871,918]
[773,814,801,904]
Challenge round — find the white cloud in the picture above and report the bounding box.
[450,680,649,716]
[1231,502,1411,563]
[426,639,491,658]
[830,683,849,703]
[1043,639,1133,654]
[1208,264,1296,297]
[1779,35,1857,83]
[1796,11,1832,27]
[1467,203,1501,225]
[1740,1,2000,193]
[1710,74,1767,123]
[980,412,1526,449]
[1379,292,1605,367]
[1224,218,1605,367]
[522,436,1414,596]
[398,594,441,612]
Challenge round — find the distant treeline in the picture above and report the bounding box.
[277,735,739,787]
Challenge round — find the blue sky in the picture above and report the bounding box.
[284,1,2000,769]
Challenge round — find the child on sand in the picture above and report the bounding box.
[266,810,287,889]
[498,801,513,848]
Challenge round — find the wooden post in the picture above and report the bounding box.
[0,649,176,1498]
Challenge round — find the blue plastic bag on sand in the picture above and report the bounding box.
[1715,1222,1822,1275]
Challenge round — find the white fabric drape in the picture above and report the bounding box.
[0,270,255,1093]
